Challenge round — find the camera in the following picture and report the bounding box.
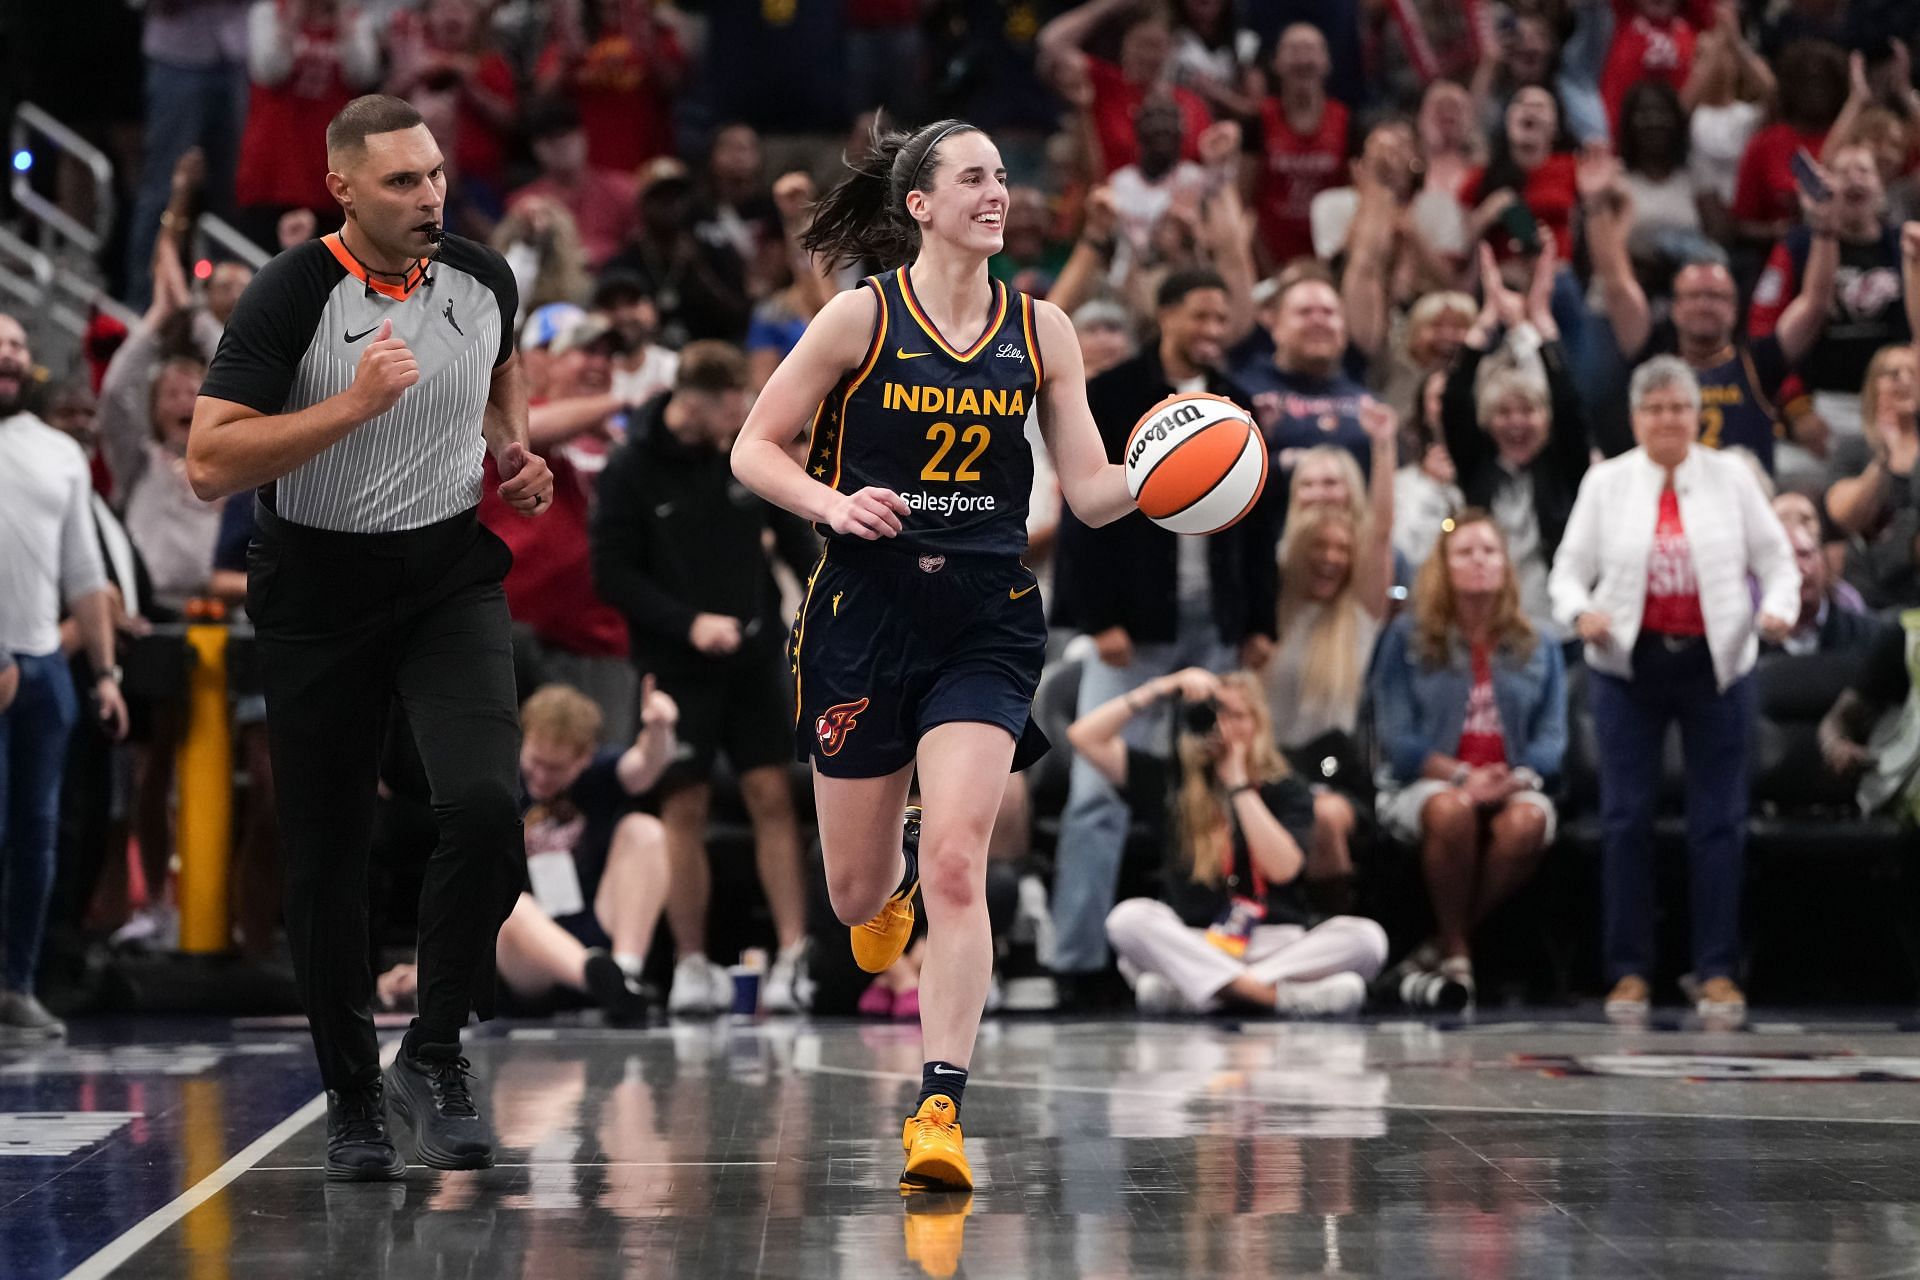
[1181,698,1219,735]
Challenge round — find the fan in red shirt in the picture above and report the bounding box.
[235,0,382,219]
[1247,22,1350,269]
[535,0,687,173]
[479,316,631,701]
[508,97,639,271]
[1729,39,1848,240]
[383,0,518,195]
[1599,0,1698,135]
[1460,86,1577,263]
[1039,0,1212,175]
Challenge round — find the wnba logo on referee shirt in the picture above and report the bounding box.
[816,698,870,756]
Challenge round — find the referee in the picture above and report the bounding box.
[187,95,553,1182]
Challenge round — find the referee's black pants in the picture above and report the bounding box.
[249,499,522,1093]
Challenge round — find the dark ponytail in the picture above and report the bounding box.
[802,117,982,271]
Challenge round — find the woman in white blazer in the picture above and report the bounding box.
[1548,356,1799,1023]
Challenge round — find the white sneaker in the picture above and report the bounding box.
[1271,971,1367,1018]
[763,943,807,1014]
[669,954,722,1016]
[110,904,177,951]
[1132,972,1181,1014]
[0,990,68,1039]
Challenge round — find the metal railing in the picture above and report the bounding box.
[193,212,271,271]
[10,102,115,259]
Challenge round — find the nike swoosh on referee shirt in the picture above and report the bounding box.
[345,325,380,343]
[896,348,932,360]
[1009,584,1038,600]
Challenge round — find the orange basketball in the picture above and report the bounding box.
[1123,392,1267,535]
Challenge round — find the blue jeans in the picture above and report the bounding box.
[1,653,80,991]
[1050,599,1232,974]
[1588,636,1755,984]
[124,58,248,310]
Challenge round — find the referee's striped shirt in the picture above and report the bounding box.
[199,231,517,533]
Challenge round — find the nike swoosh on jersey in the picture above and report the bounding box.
[1009,584,1038,600]
[344,325,380,343]
[896,348,933,360]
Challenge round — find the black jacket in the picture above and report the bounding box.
[1441,337,1591,568]
[590,394,819,672]
[1050,347,1252,644]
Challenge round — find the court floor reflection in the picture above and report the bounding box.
[24,1014,1920,1278]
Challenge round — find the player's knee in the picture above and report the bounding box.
[826,863,891,926]
[919,840,985,915]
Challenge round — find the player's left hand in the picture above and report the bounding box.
[497,441,555,515]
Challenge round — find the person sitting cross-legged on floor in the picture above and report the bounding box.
[1072,668,1388,1016]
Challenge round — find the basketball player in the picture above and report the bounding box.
[188,96,552,1180]
[731,119,1138,1191]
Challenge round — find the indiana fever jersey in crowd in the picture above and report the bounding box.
[806,266,1042,558]
[200,231,515,533]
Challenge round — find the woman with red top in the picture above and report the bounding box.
[1038,0,1213,176]
[384,0,518,197]
[1461,85,1577,263]
[234,0,381,237]
[1243,22,1349,271]
[1729,39,1848,244]
[1371,511,1566,1005]
[535,0,686,173]
[1549,356,1799,1023]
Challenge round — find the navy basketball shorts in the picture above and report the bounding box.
[789,540,1050,779]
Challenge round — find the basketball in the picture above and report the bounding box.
[1123,392,1268,535]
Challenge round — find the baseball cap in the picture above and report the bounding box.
[550,314,631,356]
[519,303,587,352]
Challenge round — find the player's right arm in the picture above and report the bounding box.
[189,317,418,500]
[731,286,909,540]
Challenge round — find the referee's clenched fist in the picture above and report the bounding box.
[347,318,418,419]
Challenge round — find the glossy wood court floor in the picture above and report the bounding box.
[8,1009,1920,1278]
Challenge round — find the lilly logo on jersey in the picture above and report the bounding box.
[1126,401,1207,468]
[994,342,1025,363]
[815,698,870,757]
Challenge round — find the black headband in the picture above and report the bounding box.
[908,124,971,195]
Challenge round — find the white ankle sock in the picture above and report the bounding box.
[614,953,644,980]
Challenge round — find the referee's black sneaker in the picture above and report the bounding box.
[384,1040,496,1170]
[325,1082,407,1182]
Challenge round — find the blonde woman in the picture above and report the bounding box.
[1071,668,1387,1015]
[1824,343,1920,609]
[1371,510,1566,999]
[1257,438,1394,913]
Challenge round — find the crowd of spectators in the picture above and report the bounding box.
[4,0,1920,1033]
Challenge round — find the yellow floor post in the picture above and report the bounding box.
[177,620,232,954]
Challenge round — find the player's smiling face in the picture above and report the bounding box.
[908,131,1007,257]
[331,123,448,266]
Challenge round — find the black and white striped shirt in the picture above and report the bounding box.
[200,231,516,533]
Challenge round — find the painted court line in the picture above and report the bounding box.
[249,1160,776,1171]
[60,1041,399,1280]
[794,1060,1920,1129]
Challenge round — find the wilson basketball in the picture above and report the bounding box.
[1123,392,1267,535]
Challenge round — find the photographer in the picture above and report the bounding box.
[1071,668,1387,1017]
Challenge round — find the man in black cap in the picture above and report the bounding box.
[593,271,680,405]
[601,161,751,347]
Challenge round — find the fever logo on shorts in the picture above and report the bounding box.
[816,698,871,757]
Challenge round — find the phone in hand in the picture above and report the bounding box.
[1790,149,1830,204]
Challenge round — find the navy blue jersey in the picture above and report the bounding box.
[806,267,1042,558]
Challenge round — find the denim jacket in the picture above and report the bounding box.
[1371,613,1568,788]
